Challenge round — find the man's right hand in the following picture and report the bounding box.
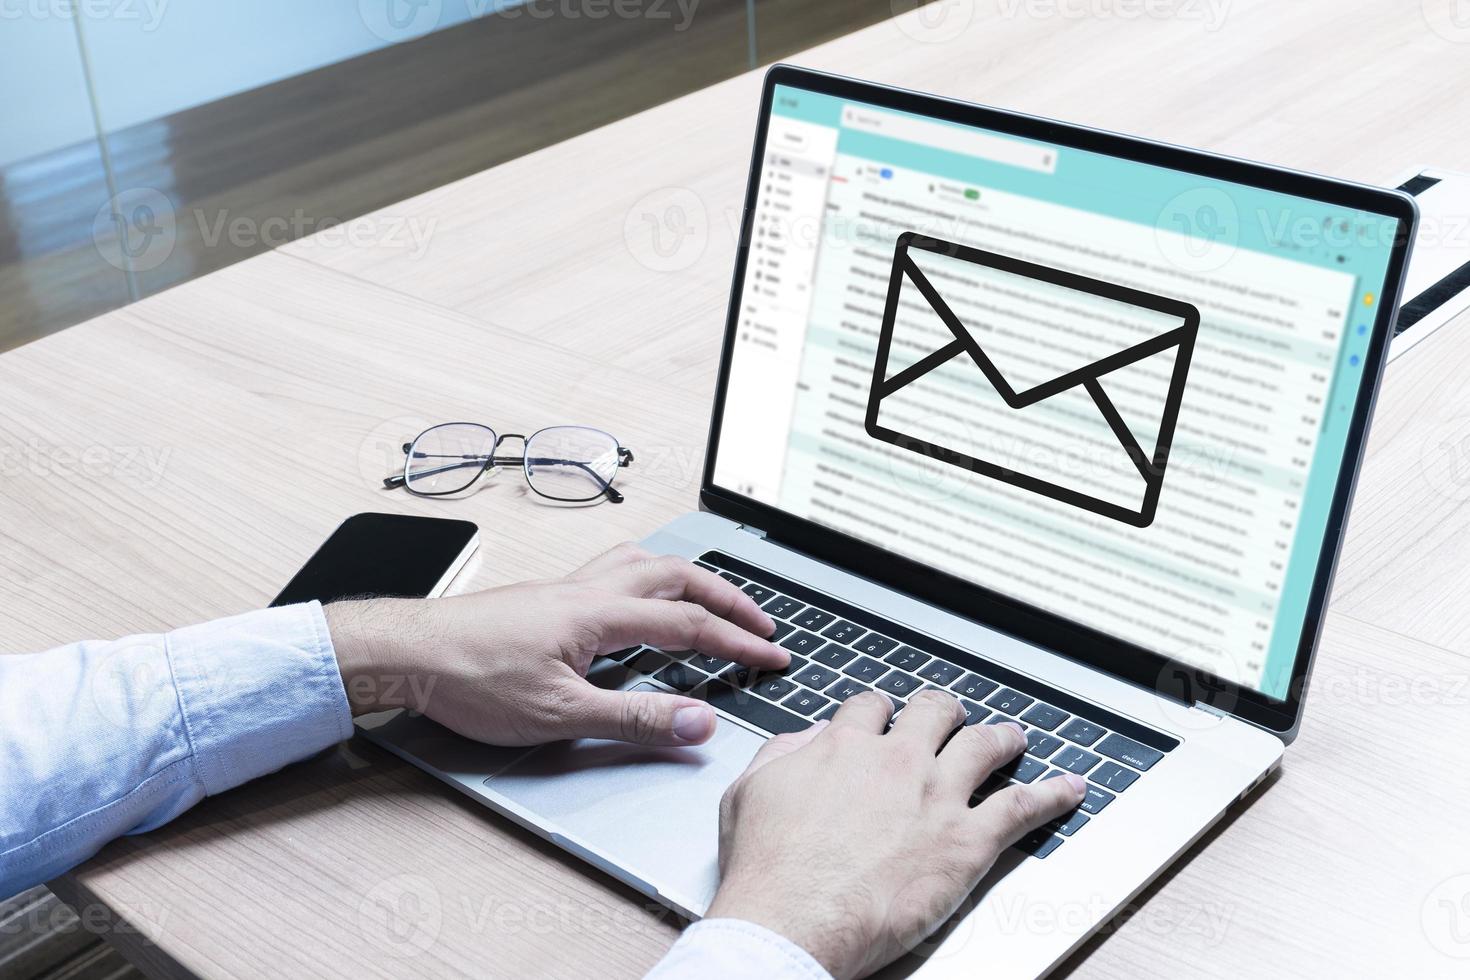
[706,691,1088,980]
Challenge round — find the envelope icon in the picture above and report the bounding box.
[864,233,1199,528]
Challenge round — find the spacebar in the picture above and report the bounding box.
[700,682,811,735]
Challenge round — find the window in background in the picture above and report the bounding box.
[1,1,926,354]
[0,14,131,344]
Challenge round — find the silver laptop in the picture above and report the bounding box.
[362,66,1417,978]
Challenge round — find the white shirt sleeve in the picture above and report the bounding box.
[644,918,832,980]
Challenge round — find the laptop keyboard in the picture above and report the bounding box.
[603,551,1177,860]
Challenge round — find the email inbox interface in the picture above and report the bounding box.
[715,87,1393,700]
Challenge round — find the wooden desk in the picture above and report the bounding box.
[6,0,1470,975]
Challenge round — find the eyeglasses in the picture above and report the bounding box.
[383,423,635,503]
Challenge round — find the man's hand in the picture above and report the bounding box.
[706,691,1088,980]
[324,543,787,746]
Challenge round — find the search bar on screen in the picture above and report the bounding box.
[842,105,1058,175]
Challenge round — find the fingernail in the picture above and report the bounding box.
[1003,721,1026,744]
[673,705,713,743]
[1063,773,1087,794]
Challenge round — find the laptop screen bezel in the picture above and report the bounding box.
[700,64,1416,737]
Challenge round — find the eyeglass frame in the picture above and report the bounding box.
[383,422,635,503]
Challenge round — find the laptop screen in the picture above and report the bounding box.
[710,82,1405,702]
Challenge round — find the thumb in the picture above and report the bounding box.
[570,686,720,746]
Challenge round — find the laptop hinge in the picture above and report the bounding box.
[737,524,767,539]
[1193,700,1230,719]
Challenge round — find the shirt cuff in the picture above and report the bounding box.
[166,601,354,795]
[645,918,832,980]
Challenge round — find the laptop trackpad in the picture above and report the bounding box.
[484,683,767,914]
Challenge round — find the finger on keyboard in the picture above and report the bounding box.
[608,596,788,670]
[825,689,893,733]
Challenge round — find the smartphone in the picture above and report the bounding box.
[270,512,479,607]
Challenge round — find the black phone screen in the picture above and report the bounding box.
[270,512,478,607]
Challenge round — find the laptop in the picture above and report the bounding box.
[361,65,1417,978]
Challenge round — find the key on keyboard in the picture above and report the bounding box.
[876,672,922,697]
[1010,757,1048,783]
[1025,731,1063,758]
[918,661,964,685]
[629,650,671,674]
[780,630,826,656]
[793,664,840,690]
[1050,811,1090,836]
[825,678,872,702]
[1058,718,1106,746]
[1015,830,1064,859]
[843,656,889,684]
[958,700,987,725]
[810,642,858,669]
[1021,703,1069,731]
[753,677,796,701]
[821,620,865,644]
[605,646,643,662]
[1095,733,1163,771]
[1053,746,1100,775]
[884,646,930,672]
[1079,785,1115,814]
[763,595,804,619]
[783,690,831,716]
[853,634,899,658]
[951,674,999,701]
[1091,761,1140,792]
[986,688,1035,716]
[742,583,776,605]
[653,662,707,692]
[700,682,809,735]
[791,608,835,632]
